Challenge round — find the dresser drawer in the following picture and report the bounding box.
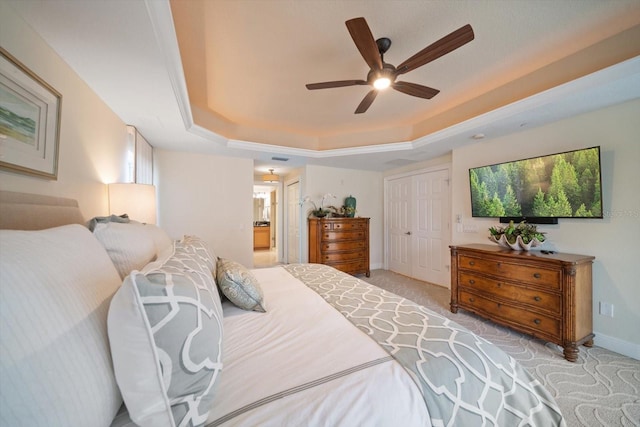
[321,251,366,262]
[322,231,367,241]
[328,260,367,274]
[322,220,367,231]
[458,272,561,314]
[459,290,561,340]
[459,255,560,289]
[323,241,366,251]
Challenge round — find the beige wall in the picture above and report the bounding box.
[451,99,640,355]
[154,149,254,267]
[302,165,384,268]
[0,3,129,219]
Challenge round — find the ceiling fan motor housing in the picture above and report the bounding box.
[367,63,397,85]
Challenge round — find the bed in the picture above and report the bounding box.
[0,191,565,427]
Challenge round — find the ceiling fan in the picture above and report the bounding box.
[305,17,474,114]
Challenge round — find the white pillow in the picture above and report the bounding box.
[108,241,223,427]
[0,225,123,426]
[93,221,172,279]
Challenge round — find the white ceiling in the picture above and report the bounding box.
[7,0,640,176]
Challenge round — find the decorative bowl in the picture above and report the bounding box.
[489,235,544,251]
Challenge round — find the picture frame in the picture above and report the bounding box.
[0,47,62,180]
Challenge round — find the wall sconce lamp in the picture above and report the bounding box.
[108,183,157,224]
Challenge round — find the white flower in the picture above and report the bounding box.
[301,193,336,211]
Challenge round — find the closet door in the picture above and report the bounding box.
[386,167,450,286]
[388,176,411,276]
[412,169,450,285]
[286,180,301,263]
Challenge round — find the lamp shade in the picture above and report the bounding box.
[108,183,157,224]
[262,169,279,183]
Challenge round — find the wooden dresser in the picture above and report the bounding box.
[309,217,370,277]
[450,244,594,362]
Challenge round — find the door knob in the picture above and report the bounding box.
[405,231,412,235]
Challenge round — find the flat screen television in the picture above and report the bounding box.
[469,146,603,223]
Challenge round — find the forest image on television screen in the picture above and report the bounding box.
[470,146,602,218]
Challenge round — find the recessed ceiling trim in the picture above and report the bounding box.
[230,56,640,159]
[151,0,640,160]
[412,55,640,148]
[227,138,414,159]
[145,0,193,130]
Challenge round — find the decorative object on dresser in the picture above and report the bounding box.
[309,217,370,277]
[488,220,546,251]
[344,195,356,217]
[302,193,336,218]
[450,244,594,362]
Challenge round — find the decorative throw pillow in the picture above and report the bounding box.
[93,221,172,279]
[0,225,123,426]
[216,258,267,312]
[108,248,224,427]
[175,235,217,280]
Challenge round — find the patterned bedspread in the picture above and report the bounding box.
[284,264,565,427]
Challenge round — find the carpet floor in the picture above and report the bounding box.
[363,269,640,427]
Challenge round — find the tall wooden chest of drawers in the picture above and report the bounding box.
[309,217,370,277]
[450,244,594,362]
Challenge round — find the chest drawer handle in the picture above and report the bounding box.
[533,273,542,279]
[468,261,475,266]
[533,319,542,325]
[534,296,542,302]
[468,297,475,302]
[469,279,475,285]
[496,283,502,288]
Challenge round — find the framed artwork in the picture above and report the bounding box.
[0,47,62,179]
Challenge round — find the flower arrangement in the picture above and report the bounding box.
[301,193,336,217]
[489,220,546,251]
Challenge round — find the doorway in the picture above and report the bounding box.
[253,185,279,268]
[386,166,451,286]
[285,178,301,264]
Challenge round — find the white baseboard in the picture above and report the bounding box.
[594,331,640,360]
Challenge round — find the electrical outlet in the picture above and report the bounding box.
[599,302,614,317]
[463,224,478,233]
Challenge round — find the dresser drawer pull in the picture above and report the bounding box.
[496,283,502,288]
[533,319,541,325]
[469,279,475,285]
[534,296,542,302]
[533,273,542,279]
[468,297,475,302]
[469,261,475,266]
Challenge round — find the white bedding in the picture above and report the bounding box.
[206,266,431,426]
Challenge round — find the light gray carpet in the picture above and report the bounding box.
[363,269,640,427]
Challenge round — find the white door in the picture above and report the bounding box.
[387,168,450,286]
[286,180,301,263]
[412,169,450,285]
[388,176,411,276]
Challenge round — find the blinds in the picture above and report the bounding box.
[129,126,153,185]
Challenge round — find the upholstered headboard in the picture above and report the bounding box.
[0,191,85,230]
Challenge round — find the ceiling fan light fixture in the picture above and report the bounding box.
[373,77,391,90]
[262,168,279,183]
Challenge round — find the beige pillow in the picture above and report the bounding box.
[93,221,172,279]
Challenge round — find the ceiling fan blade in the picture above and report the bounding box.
[396,24,474,75]
[355,90,377,114]
[345,17,383,71]
[392,81,440,99]
[306,80,368,90]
